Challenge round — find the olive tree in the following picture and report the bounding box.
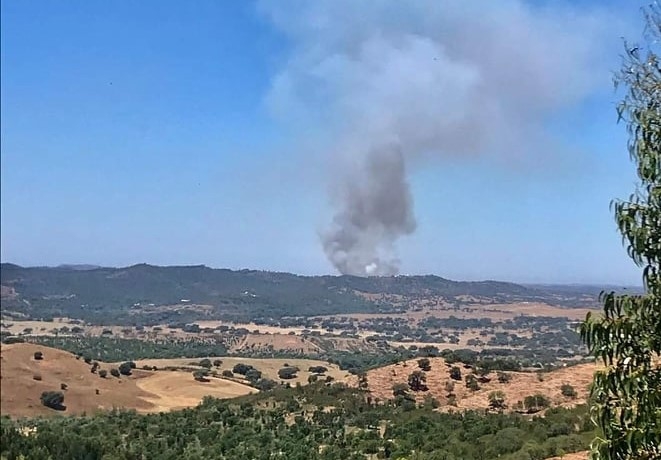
[580,5,660,459]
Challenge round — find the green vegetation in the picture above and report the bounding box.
[118,362,134,376]
[580,6,661,459]
[2,384,596,459]
[488,391,507,411]
[25,336,228,362]
[278,366,299,379]
[39,391,64,410]
[560,384,577,399]
[0,263,603,325]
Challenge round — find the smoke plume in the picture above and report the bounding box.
[260,0,616,276]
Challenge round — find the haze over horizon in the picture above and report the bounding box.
[0,0,646,286]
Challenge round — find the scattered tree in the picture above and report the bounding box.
[198,358,212,369]
[497,371,512,384]
[417,358,431,371]
[449,366,462,381]
[392,383,409,397]
[118,362,133,376]
[213,359,222,367]
[110,368,120,378]
[33,351,44,360]
[40,391,65,410]
[245,368,262,383]
[488,391,507,411]
[278,367,298,380]
[560,383,577,399]
[232,363,254,375]
[308,366,328,374]
[193,370,209,382]
[98,370,108,378]
[222,370,233,378]
[465,374,480,392]
[408,371,428,392]
[523,394,550,413]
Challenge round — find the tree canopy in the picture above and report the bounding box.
[580,4,661,459]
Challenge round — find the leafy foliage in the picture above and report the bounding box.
[40,391,64,410]
[580,5,661,459]
[1,385,597,459]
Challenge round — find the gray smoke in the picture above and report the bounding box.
[260,0,619,276]
[323,145,415,276]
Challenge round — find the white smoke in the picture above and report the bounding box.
[260,0,618,276]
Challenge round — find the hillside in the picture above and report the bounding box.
[349,357,597,412]
[0,263,601,325]
[0,343,255,417]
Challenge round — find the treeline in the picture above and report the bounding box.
[1,263,598,325]
[24,336,228,362]
[19,335,585,374]
[1,383,595,460]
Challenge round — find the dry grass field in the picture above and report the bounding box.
[348,356,597,412]
[0,343,255,417]
[134,372,255,411]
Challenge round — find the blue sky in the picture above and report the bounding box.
[0,0,645,285]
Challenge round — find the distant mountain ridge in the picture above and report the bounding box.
[1,263,602,325]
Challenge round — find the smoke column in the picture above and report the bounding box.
[260,0,618,276]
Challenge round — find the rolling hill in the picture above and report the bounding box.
[0,343,255,417]
[347,356,597,412]
[0,263,601,325]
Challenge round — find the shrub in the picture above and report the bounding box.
[118,362,133,376]
[392,383,409,397]
[232,363,254,375]
[417,358,431,371]
[488,391,507,410]
[33,351,44,360]
[60,383,68,390]
[98,370,108,378]
[444,381,455,395]
[110,368,120,378]
[278,367,298,380]
[523,394,550,412]
[408,371,428,392]
[308,366,328,374]
[90,362,99,374]
[308,374,318,383]
[245,368,263,383]
[465,374,480,391]
[198,358,212,369]
[449,366,462,381]
[40,391,64,410]
[560,383,577,398]
[193,370,209,382]
[497,371,512,383]
[33,374,42,381]
[213,359,222,367]
[254,378,277,391]
[222,370,233,378]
